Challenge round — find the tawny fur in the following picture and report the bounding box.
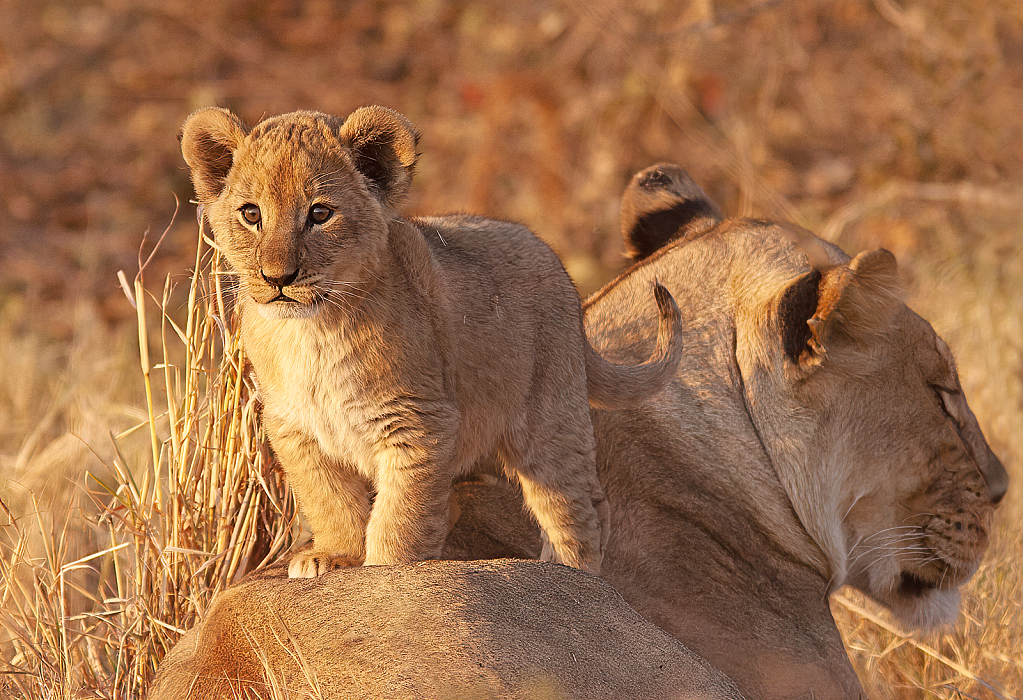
[449,167,1007,700]
[179,106,684,577]
[146,559,743,700]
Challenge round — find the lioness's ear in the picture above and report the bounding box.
[779,248,900,371]
[621,163,723,263]
[180,107,249,203]
[339,106,420,210]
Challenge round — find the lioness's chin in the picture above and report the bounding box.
[863,574,961,631]
[254,300,322,320]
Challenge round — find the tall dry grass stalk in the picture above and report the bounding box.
[0,218,296,698]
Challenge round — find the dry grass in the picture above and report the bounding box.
[1,222,295,697]
[0,1,1021,698]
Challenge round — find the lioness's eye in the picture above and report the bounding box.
[309,205,333,224]
[932,386,961,426]
[240,204,261,225]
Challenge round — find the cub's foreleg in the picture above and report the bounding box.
[268,428,372,578]
[363,424,460,565]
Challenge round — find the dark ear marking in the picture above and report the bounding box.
[779,269,822,364]
[354,137,399,194]
[621,163,723,262]
[777,247,902,373]
[626,200,725,262]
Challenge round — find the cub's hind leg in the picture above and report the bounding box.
[501,414,607,575]
[269,429,371,578]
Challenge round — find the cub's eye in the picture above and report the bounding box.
[240,204,261,225]
[309,204,333,225]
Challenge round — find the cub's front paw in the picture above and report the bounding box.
[287,551,363,578]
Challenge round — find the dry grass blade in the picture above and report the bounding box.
[0,218,297,697]
[834,594,1007,699]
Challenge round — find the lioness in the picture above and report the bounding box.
[444,165,1009,699]
[579,164,1009,699]
[179,106,684,577]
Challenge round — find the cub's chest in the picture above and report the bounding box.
[245,323,376,458]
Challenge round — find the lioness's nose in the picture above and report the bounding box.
[262,269,298,288]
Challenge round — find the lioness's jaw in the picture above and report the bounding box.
[876,575,962,631]
[845,541,966,630]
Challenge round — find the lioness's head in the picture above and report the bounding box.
[180,106,419,319]
[720,233,1007,633]
[623,164,1008,631]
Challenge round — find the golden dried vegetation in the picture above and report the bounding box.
[0,1,1020,698]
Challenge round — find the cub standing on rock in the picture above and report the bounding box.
[179,105,684,577]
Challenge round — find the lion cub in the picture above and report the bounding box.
[180,106,683,577]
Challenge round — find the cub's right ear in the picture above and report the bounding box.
[339,106,420,210]
[180,108,249,203]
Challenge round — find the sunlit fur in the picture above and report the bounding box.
[180,107,686,578]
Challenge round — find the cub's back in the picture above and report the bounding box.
[412,214,581,315]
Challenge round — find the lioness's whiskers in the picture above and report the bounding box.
[847,529,926,571]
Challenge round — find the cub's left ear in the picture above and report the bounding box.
[778,248,900,373]
[339,106,420,210]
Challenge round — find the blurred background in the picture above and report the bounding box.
[0,1,1021,697]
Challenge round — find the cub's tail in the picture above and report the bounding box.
[585,282,683,410]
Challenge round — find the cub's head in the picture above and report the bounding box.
[180,106,419,319]
[759,243,1009,630]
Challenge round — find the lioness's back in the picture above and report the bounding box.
[148,560,741,700]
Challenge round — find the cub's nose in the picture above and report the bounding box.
[261,269,299,288]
